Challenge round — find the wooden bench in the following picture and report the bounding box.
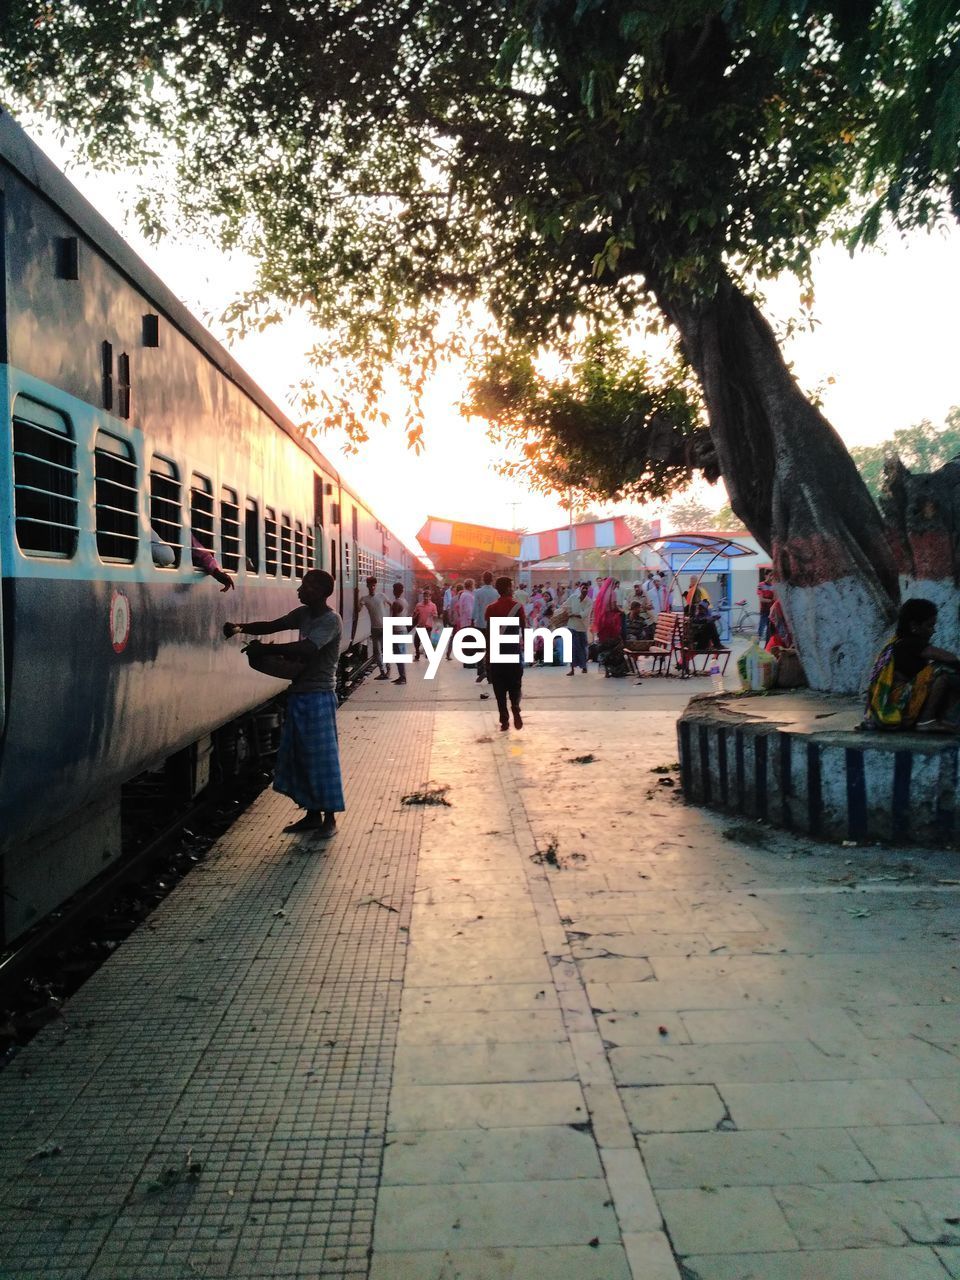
[625,613,733,678]
[625,612,683,678]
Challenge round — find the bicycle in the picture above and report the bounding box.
[722,599,761,635]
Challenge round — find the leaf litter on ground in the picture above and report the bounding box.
[530,836,565,868]
[401,785,451,806]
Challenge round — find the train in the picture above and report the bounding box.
[0,111,433,946]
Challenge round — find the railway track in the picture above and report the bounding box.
[0,662,375,1068]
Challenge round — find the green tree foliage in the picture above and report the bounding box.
[850,408,960,501]
[711,503,747,532]
[0,1,955,513]
[469,336,706,505]
[667,500,717,532]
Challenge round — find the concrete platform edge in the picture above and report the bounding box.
[678,692,959,847]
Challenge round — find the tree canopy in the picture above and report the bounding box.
[2,0,956,506]
[2,1,959,692]
[850,407,960,501]
[667,499,721,533]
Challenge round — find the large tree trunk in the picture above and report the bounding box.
[881,455,960,654]
[662,270,900,693]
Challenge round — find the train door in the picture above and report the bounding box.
[312,472,327,576]
[329,482,344,623]
[343,502,360,644]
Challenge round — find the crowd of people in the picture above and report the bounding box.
[219,561,960,842]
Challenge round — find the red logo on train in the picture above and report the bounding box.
[110,589,131,653]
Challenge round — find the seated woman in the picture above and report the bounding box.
[764,597,792,654]
[864,598,960,732]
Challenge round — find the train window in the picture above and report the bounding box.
[280,515,293,578]
[344,539,351,580]
[294,520,304,577]
[94,430,138,563]
[220,485,241,573]
[55,236,80,280]
[142,314,159,347]
[12,396,79,558]
[330,539,336,577]
[264,507,278,576]
[117,353,131,419]
[245,498,260,573]
[149,455,182,567]
[190,474,215,566]
[306,525,315,570]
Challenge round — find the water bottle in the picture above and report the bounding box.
[709,662,724,695]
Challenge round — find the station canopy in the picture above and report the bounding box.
[617,531,757,561]
[519,517,635,564]
[417,514,639,578]
[416,517,521,576]
[616,531,757,597]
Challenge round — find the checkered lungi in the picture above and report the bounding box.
[273,691,345,812]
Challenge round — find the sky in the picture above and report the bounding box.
[21,120,960,552]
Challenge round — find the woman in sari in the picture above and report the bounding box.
[527,587,545,628]
[593,578,627,676]
[864,598,960,732]
[764,597,793,654]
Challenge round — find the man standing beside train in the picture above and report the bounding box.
[223,569,344,838]
[360,576,390,679]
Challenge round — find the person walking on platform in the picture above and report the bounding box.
[565,582,591,674]
[360,576,390,679]
[456,578,476,666]
[223,569,344,837]
[485,576,527,731]
[390,581,410,684]
[412,589,438,660]
[472,570,498,682]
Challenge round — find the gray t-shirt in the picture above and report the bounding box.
[472,584,499,627]
[360,591,388,629]
[278,606,343,694]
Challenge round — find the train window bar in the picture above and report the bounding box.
[94,430,138,563]
[220,485,241,573]
[306,525,315,570]
[190,475,215,563]
[280,514,292,578]
[117,353,131,419]
[149,456,182,568]
[12,398,79,558]
[101,341,113,411]
[245,498,260,573]
[264,507,278,577]
[294,520,305,578]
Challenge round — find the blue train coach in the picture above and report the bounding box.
[0,112,430,945]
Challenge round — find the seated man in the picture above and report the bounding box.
[623,599,653,650]
[864,598,960,732]
[691,599,722,652]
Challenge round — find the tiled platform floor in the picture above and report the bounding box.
[1,659,959,1279]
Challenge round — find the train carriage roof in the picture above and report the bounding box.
[0,110,428,568]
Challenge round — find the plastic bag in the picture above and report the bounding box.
[737,639,777,691]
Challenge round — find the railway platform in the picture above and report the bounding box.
[1,661,959,1280]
